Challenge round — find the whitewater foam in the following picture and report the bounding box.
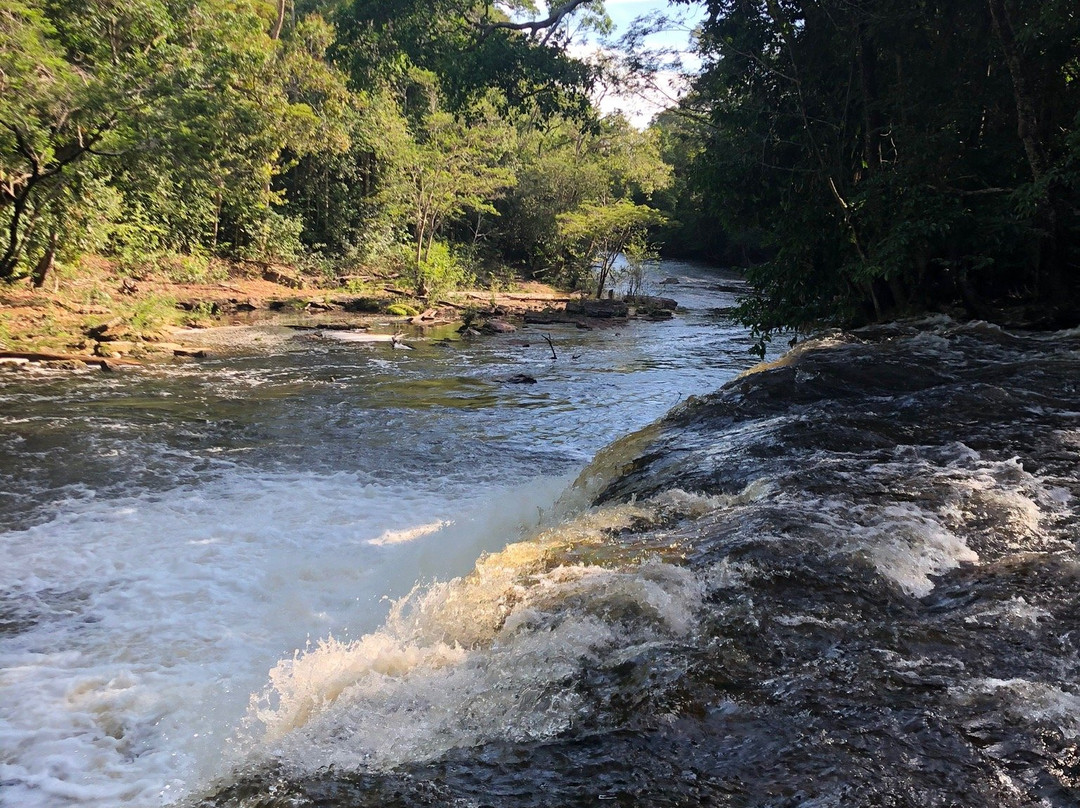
[243,495,711,775]
[0,469,570,808]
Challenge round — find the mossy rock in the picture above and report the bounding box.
[386,303,420,317]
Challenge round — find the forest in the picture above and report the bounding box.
[2,0,1079,346]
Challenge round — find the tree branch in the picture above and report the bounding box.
[479,0,592,43]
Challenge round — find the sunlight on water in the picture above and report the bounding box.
[0,263,761,807]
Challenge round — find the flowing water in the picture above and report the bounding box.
[4,274,1080,808]
[205,319,1080,808]
[0,263,765,807]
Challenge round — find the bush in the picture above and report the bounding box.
[413,241,473,298]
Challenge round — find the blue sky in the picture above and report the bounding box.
[514,1,703,123]
[602,0,696,48]
[587,0,704,124]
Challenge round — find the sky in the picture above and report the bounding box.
[574,0,705,125]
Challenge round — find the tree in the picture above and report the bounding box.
[496,113,671,289]
[664,0,1080,348]
[0,0,171,279]
[558,199,666,296]
[380,85,516,295]
[331,0,599,117]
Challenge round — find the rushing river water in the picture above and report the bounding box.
[0,263,765,807]
[4,271,1080,808]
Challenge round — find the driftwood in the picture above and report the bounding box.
[436,299,470,310]
[463,292,574,304]
[0,350,140,367]
[542,334,557,360]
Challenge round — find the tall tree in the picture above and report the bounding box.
[667,0,1080,348]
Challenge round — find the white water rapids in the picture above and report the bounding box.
[0,263,761,807]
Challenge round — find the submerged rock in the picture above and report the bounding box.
[505,373,537,384]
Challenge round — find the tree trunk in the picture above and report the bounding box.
[271,0,286,40]
[31,230,58,288]
[987,0,1047,181]
[987,0,1065,297]
[856,22,883,173]
[0,194,29,280]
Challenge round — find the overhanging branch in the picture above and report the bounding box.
[480,0,593,44]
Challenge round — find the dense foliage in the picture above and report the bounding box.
[7,0,1075,338]
[0,0,669,297]
[659,0,1080,345]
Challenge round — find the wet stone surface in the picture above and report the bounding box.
[198,321,1080,807]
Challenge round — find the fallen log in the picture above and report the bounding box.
[463,292,575,303]
[436,299,471,310]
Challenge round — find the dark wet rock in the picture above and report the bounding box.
[524,308,582,326]
[505,374,537,384]
[565,299,629,318]
[481,319,517,334]
[202,320,1080,808]
[625,294,678,311]
[327,296,384,313]
[39,359,87,370]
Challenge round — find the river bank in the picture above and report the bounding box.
[0,259,694,371]
[0,258,575,367]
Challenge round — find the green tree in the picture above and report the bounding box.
[666,0,1080,348]
[384,88,516,294]
[558,199,666,297]
[0,0,172,279]
[332,0,600,117]
[496,113,671,289]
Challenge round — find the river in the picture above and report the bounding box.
[4,272,1080,808]
[0,262,766,807]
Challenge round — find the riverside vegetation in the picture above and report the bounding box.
[1,0,1078,354]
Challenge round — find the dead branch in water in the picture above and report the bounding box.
[543,333,557,360]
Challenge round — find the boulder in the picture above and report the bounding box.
[41,359,88,370]
[524,309,579,326]
[481,319,517,334]
[565,299,629,318]
[625,295,678,311]
[86,318,128,341]
[262,266,305,289]
[505,373,537,384]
